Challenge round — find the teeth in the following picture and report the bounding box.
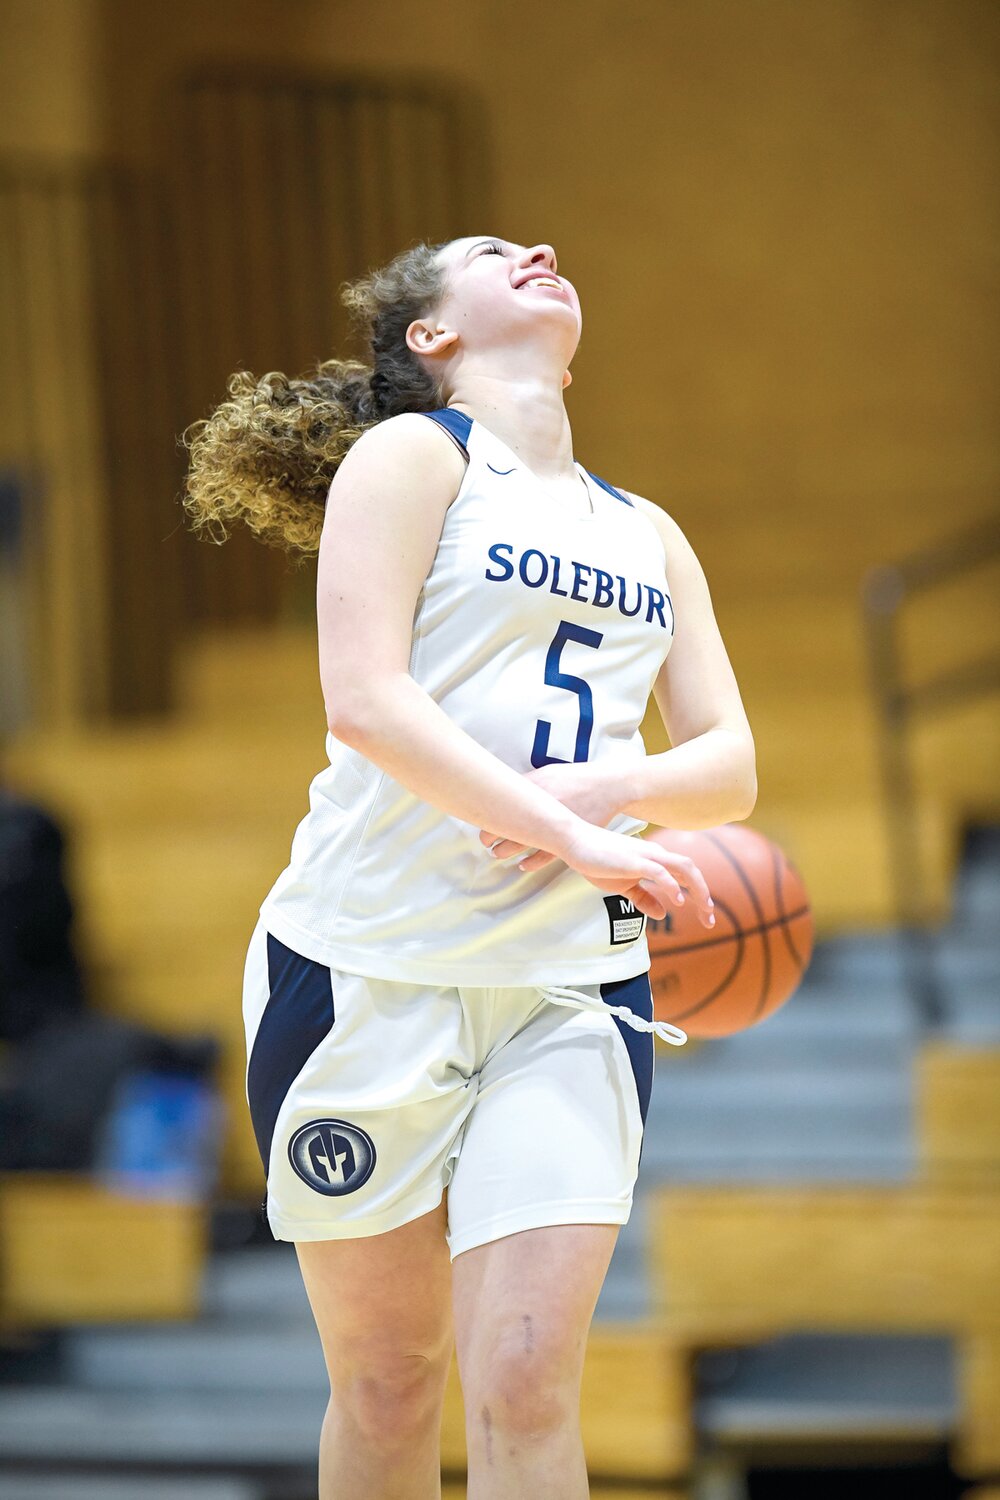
[522,277,561,291]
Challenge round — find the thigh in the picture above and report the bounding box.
[452,1221,618,1390]
[297,1197,454,1379]
[445,977,652,1260]
[242,923,479,1244]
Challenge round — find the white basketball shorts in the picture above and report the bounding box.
[241,918,660,1258]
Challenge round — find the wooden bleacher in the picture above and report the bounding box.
[4,621,996,1202]
[0,1175,206,1328]
[917,1044,1000,1184]
[645,1047,1000,1481]
[2,625,997,1486]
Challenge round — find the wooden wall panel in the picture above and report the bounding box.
[164,69,491,630]
[0,70,491,721]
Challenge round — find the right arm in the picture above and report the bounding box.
[318,414,581,855]
[317,414,711,921]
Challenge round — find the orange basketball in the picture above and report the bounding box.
[644,824,813,1037]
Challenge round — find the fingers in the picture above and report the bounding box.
[479,830,555,870]
[641,852,715,928]
[479,827,715,930]
[628,882,668,921]
[669,854,715,924]
[481,831,528,859]
[638,873,684,917]
[517,849,557,871]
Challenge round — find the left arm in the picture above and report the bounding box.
[480,493,756,864]
[615,492,757,828]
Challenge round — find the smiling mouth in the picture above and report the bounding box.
[518,277,568,296]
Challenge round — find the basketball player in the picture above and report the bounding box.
[183,235,756,1499]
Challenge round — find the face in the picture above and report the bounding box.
[408,236,582,370]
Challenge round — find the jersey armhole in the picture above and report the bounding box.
[586,470,633,506]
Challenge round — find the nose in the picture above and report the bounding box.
[522,243,558,274]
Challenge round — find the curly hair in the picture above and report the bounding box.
[181,238,451,556]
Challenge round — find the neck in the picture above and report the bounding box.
[446,373,575,481]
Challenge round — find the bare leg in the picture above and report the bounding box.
[452,1221,619,1499]
[296,1198,453,1500]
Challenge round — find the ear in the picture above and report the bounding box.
[406,318,459,358]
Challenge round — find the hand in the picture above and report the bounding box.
[477,762,714,927]
[554,818,715,926]
[479,762,621,871]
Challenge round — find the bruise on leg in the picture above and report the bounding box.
[481,1403,494,1466]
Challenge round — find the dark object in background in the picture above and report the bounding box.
[0,1012,218,1172]
[0,786,220,1173]
[0,791,85,1044]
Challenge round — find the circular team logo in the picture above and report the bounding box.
[288,1119,377,1196]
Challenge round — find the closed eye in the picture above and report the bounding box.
[479,241,506,255]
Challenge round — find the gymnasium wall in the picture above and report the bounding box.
[2,0,998,911]
[97,0,1000,551]
[0,0,102,157]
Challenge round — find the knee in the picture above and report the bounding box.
[465,1344,580,1441]
[330,1350,448,1446]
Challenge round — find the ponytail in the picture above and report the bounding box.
[182,239,449,556]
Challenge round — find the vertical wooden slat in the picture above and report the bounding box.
[419,94,460,247]
[22,174,108,725]
[0,175,46,729]
[273,87,317,363]
[299,87,338,363]
[331,88,366,358]
[55,174,112,716]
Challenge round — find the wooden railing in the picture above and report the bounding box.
[863,514,1000,1026]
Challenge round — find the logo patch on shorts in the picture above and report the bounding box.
[288,1119,377,1196]
[603,894,646,946]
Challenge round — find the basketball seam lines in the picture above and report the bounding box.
[648,904,810,960]
[770,837,805,971]
[705,830,772,1023]
[662,918,747,1022]
[650,898,811,1025]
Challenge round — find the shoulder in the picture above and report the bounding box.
[619,489,706,581]
[331,412,468,498]
[346,411,466,465]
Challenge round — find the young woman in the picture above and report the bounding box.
[184,234,756,1500]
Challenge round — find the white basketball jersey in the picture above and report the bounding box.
[258,408,675,986]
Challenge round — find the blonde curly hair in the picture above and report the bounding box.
[181,238,450,556]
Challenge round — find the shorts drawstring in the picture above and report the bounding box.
[537,983,688,1047]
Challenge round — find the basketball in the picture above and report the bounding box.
[643,824,814,1037]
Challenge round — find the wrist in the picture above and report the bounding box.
[613,759,645,820]
[543,802,585,857]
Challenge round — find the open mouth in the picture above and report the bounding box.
[518,277,568,296]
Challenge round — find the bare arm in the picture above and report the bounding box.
[318,414,581,854]
[618,494,757,827]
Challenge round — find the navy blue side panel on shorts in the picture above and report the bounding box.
[422,407,472,458]
[247,934,336,1171]
[599,972,654,1127]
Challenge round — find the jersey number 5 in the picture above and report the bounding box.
[531,620,603,767]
